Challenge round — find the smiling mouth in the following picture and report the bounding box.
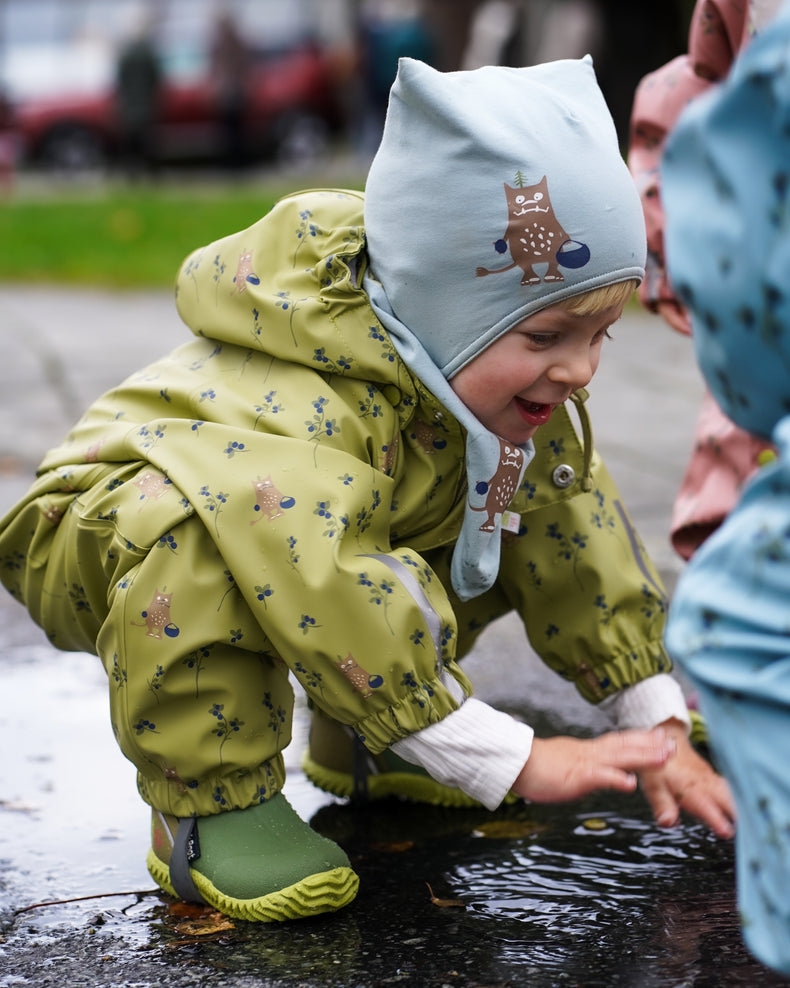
[515,398,554,426]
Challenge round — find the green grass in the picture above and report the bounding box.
[0,172,366,288]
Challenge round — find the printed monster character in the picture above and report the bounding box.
[471,439,524,532]
[232,249,261,295]
[162,763,189,794]
[250,476,295,524]
[476,176,590,285]
[85,441,103,463]
[410,420,448,454]
[41,503,63,526]
[135,471,171,512]
[380,433,399,475]
[131,588,180,639]
[335,653,384,698]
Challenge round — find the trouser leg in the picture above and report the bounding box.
[98,515,292,817]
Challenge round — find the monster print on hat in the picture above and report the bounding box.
[476,175,591,286]
[364,56,645,380]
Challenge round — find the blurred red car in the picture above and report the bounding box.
[10,37,344,172]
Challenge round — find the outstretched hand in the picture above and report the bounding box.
[512,727,676,804]
[638,718,736,839]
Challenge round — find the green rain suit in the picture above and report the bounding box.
[0,190,672,817]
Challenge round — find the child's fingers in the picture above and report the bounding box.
[638,730,737,839]
[589,766,639,793]
[516,730,676,803]
[595,727,677,770]
[641,775,682,829]
[646,781,736,838]
[673,778,737,839]
[584,730,675,795]
[657,299,692,335]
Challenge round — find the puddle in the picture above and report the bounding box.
[1,618,789,987]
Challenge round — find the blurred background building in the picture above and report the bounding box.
[0,0,693,175]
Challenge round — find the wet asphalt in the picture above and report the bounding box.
[1,284,786,987]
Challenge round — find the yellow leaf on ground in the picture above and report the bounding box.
[472,819,550,839]
[174,912,235,937]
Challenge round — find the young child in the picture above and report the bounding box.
[628,0,781,561]
[0,56,733,924]
[662,6,790,974]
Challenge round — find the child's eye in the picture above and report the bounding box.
[526,333,557,347]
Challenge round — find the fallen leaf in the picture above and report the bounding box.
[166,901,209,919]
[174,912,235,937]
[425,882,465,909]
[369,840,415,853]
[472,819,550,839]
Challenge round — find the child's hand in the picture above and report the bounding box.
[656,299,692,335]
[512,727,676,804]
[637,718,736,839]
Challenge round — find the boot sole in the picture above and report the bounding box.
[146,848,359,922]
[301,748,517,808]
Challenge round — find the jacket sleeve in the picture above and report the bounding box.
[665,426,790,702]
[496,400,673,704]
[664,435,790,972]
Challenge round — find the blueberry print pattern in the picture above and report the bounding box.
[0,189,672,820]
[660,15,790,970]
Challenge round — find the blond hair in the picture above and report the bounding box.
[560,279,639,316]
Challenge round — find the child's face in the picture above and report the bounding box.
[449,302,625,444]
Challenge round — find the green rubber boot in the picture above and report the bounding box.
[147,792,359,922]
[302,705,517,808]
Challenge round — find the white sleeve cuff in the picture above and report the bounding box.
[391,698,534,810]
[600,674,691,733]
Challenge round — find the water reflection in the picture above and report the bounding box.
[307,796,790,987]
[2,644,789,986]
[455,810,714,925]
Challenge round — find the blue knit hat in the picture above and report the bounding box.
[364,56,646,380]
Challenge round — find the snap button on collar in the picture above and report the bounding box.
[552,464,575,488]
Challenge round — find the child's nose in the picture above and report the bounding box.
[548,348,594,389]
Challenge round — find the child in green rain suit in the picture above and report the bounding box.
[0,56,734,922]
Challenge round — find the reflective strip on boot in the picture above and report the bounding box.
[170,816,208,905]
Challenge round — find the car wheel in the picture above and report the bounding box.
[274,112,329,168]
[40,124,108,173]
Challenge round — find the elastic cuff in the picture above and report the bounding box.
[137,757,286,817]
[391,698,534,810]
[600,674,691,733]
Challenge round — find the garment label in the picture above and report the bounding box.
[501,510,521,533]
[186,820,201,862]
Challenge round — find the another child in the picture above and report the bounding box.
[662,5,790,974]
[628,0,781,560]
[0,56,734,923]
